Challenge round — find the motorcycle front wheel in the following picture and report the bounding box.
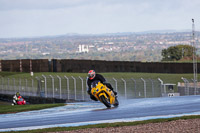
[100,95,111,108]
[113,97,119,107]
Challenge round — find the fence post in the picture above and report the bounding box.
[13,78,16,93]
[49,75,55,98]
[64,76,70,100]
[186,78,190,95]
[85,78,88,97]
[21,78,23,96]
[141,78,146,98]
[19,78,21,93]
[1,77,3,94]
[25,78,28,96]
[0,60,1,72]
[131,78,137,98]
[182,77,189,95]
[35,77,40,97]
[0,77,1,93]
[42,75,47,98]
[191,78,197,95]
[121,78,127,99]
[7,78,9,94]
[2,77,5,93]
[31,78,34,96]
[113,78,118,92]
[1,77,3,93]
[158,78,163,96]
[71,76,77,100]
[79,76,84,101]
[27,78,30,96]
[149,79,155,97]
[57,75,62,99]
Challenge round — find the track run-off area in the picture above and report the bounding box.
[1,95,200,132]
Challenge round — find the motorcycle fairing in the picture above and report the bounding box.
[91,81,115,104]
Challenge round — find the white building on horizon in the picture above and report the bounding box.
[78,45,89,53]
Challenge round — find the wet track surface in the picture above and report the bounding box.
[1,95,200,131]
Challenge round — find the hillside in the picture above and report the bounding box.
[0,32,199,61]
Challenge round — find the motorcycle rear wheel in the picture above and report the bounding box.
[100,95,111,108]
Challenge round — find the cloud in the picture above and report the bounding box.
[0,0,200,38]
[0,0,94,11]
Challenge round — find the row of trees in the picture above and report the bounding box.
[161,45,196,61]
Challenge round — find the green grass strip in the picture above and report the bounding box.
[0,103,66,114]
[2,115,200,133]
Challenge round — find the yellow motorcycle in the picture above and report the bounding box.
[91,80,119,108]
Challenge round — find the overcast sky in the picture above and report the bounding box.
[0,0,200,38]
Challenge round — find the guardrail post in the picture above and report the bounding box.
[131,78,137,98]
[71,76,77,100]
[42,75,47,98]
[57,75,62,99]
[79,76,84,101]
[112,78,118,92]
[64,76,70,100]
[121,78,127,99]
[49,75,55,98]
[141,78,146,98]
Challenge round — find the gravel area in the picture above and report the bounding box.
[50,118,200,133]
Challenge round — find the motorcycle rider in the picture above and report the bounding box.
[12,92,21,106]
[87,70,117,101]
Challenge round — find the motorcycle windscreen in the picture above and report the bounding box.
[19,98,24,101]
[91,80,100,88]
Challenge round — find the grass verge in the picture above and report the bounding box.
[0,103,66,114]
[0,71,198,85]
[2,115,200,133]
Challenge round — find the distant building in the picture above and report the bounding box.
[78,45,89,53]
[42,52,50,55]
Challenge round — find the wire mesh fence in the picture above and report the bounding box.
[0,75,168,101]
[2,74,200,101]
[178,77,200,96]
[6,75,200,100]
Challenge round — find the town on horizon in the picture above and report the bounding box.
[0,31,199,62]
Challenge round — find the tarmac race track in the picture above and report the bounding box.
[1,95,200,132]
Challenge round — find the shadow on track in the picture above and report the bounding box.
[92,106,119,111]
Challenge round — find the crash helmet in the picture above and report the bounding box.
[16,92,20,96]
[88,70,96,80]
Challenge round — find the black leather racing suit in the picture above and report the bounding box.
[87,74,115,101]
